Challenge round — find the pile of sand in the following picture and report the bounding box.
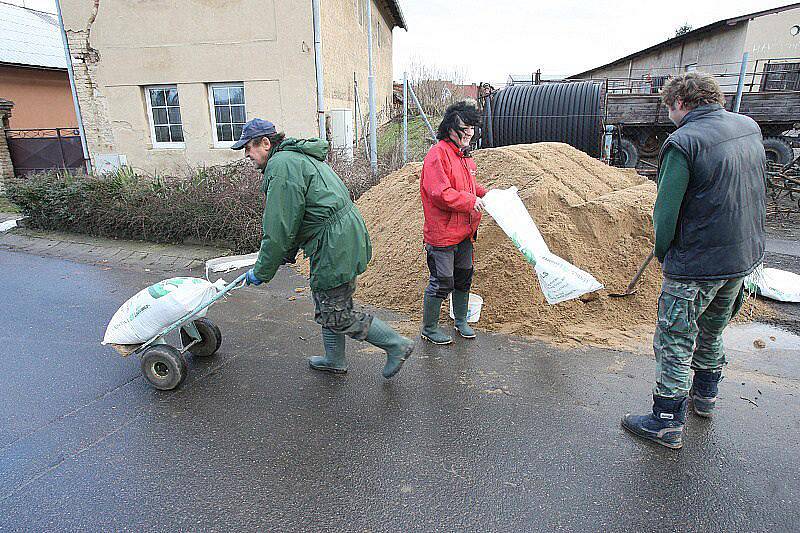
[354,142,761,349]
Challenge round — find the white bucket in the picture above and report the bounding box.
[448,292,483,323]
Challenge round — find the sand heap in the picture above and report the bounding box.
[354,142,766,349]
[355,143,662,348]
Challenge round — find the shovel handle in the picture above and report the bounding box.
[625,251,655,293]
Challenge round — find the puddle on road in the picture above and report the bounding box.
[724,322,800,353]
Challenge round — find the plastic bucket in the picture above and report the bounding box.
[449,292,483,323]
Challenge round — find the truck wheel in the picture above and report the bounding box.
[763,137,794,167]
[180,318,222,358]
[619,138,639,168]
[141,345,187,390]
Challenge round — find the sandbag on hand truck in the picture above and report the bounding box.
[102,273,248,390]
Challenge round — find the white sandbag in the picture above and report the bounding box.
[102,277,225,345]
[483,186,604,304]
[205,252,258,278]
[744,265,800,303]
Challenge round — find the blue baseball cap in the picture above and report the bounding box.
[231,118,277,150]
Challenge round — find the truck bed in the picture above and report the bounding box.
[606,91,800,126]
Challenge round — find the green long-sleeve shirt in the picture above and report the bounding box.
[653,146,691,262]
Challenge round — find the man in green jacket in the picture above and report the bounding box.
[233,118,414,379]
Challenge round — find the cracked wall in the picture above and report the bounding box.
[59,0,322,174]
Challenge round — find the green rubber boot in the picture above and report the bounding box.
[308,328,347,374]
[452,290,476,339]
[366,318,414,379]
[420,295,453,345]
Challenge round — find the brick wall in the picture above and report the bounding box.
[0,102,14,192]
[65,30,115,160]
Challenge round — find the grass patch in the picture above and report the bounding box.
[378,115,441,165]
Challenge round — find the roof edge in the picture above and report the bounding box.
[567,2,800,79]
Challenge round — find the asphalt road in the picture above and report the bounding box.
[1,249,799,531]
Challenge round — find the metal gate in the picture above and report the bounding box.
[5,128,87,176]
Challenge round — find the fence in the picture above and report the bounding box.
[5,128,87,177]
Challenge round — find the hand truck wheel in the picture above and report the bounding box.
[140,345,187,390]
[180,317,222,357]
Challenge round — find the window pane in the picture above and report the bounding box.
[213,87,229,105]
[220,124,233,141]
[229,86,244,104]
[231,105,246,123]
[168,107,182,125]
[232,124,243,140]
[154,126,170,143]
[170,125,184,142]
[216,106,231,124]
[166,88,179,106]
[153,108,168,125]
[150,89,166,107]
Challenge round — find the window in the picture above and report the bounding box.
[208,83,246,148]
[375,17,381,47]
[145,85,184,148]
[762,62,800,91]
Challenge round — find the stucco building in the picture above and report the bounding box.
[59,0,405,173]
[568,3,800,94]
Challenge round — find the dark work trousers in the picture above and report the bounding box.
[424,238,474,299]
[312,278,373,340]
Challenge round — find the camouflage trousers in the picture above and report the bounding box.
[654,276,746,398]
[312,278,373,341]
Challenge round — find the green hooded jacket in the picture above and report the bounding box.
[252,137,372,291]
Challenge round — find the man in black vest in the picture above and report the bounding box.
[622,72,766,449]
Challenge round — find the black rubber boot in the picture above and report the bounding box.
[690,370,723,418]
[308,328,347,374]
[621,395,688,449]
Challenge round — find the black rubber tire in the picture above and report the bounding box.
[763,137,794,167]
[180,317,222,358]
[619,137,640,168]
[140,345,187,391]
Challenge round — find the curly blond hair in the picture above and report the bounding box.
[660,72,726,109]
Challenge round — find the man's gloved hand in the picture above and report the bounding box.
[473,196,486,213]
[245,269,262,286]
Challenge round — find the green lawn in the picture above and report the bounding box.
[378,115,442,163]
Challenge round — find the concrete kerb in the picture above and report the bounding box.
[0,222,231,273]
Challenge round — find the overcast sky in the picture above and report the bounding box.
[7,0,796,84]
[391,0,795,83]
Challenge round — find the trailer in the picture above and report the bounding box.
[607,90,800,171]
[479,61,800,175]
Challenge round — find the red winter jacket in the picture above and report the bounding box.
[420,140,487,246]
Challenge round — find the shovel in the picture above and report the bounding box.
[610,251,655,298]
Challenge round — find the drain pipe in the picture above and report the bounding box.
[55,0,92,174]
[311,0,326,139]
[366,0,378,174]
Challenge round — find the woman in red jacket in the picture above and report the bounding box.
[420,101,488,345]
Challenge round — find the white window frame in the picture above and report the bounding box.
[208,82,247,149]
[144,84,185,149]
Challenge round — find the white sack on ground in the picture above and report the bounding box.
[103,277,225,345]
[205,252,258,278]
[483,186,604,304]
[744,265,800,303]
